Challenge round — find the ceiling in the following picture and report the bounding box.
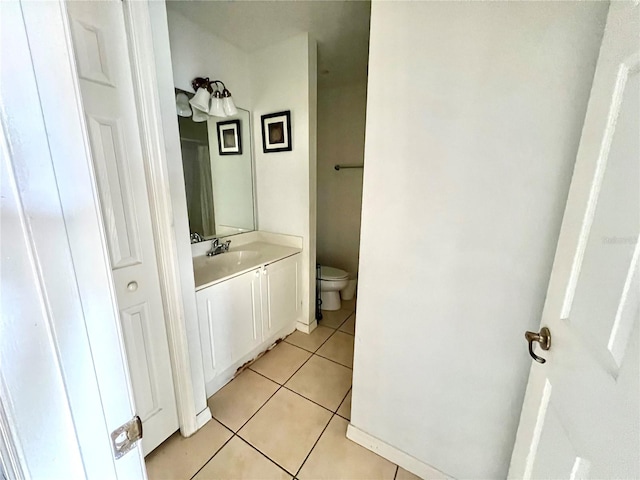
[166,0,371,88]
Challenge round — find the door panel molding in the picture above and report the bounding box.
[121,302,161,420]
[608,240,639,367]
[86,115,142,268]
[561,58,639,321]
[69,17,115,87]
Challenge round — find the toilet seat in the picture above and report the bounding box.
[319,265,349,281]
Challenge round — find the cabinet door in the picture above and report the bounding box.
[262,254,301,339]
[197,269,262,382]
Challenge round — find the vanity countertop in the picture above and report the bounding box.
[193,241,301,291]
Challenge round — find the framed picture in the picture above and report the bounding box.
[217,119,242,155]
[261,110,292,153]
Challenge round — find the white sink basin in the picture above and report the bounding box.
[194,250,260,278]
[192,242,302,290]
[207,250,260,267]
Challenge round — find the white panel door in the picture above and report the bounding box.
[66,0,178,455]
[197,269,262,383]
[262,254,301,339]
[509,3,639,479]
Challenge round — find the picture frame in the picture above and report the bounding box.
[217,119,242,155]
[261,110,292,153]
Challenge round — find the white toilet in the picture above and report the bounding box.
[318,265,350,311]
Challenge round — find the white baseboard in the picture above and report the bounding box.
[296,319,317,333]
[346,423,453,480]
[195,407,212,430]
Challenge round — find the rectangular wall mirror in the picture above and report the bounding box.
[176,89,256,240]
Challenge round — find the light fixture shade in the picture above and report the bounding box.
[176,92,192,117]
[222,96,238,116]
[192,108,208,123]
[209,94,226,117]
[189,87,210,113]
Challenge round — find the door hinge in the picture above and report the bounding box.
[111,416,143,459]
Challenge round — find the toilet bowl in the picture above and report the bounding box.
[318,265,349,311]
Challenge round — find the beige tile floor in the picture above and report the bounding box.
[146,299,422,480]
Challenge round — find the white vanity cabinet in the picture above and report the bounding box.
[261,254,301,340]
[196,253,301,394]
[196,267,262,381]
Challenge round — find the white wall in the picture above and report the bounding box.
[167,9,251,108]
[317,83,367,277]
[251,33,318,329]
[351,2,608,479]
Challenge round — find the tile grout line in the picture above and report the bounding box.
[199,385,291,478]
[292,309,356,477]
[226,344,322,471]
[240,434,299,478]
[291,331,355,477]
[226,319,346,433]
[280,385,342,416]
[294,412,335,478]
[314,351,353,369]
[189,429,295,480]
[217,330,329,433]
[188,429,235,480]
[322,310,354,331]
[335,386,352,414]
[282,306,355,351]
[337,310,356,336]
[260,338,319,386]
[248,329,354,412]
[283,320,342,354]
[248,354,352,415]
[335,412,351,422]
[241,322,353,478]
[252,337,353,371]
[286,314,355,369]
[235,384,283,432]
[198,307,356,479]
[230,351,323,477]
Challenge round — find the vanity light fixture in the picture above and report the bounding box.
[209,89,226,117]
[189,77,238,118]
[189,86,211,113]
[192,107,208,123]
[175,92,192,117]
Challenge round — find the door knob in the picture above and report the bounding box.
[525,327,551,364]
[127,281,138,292]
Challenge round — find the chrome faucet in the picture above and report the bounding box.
[190,232,204,244]
[207,238,231,256]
